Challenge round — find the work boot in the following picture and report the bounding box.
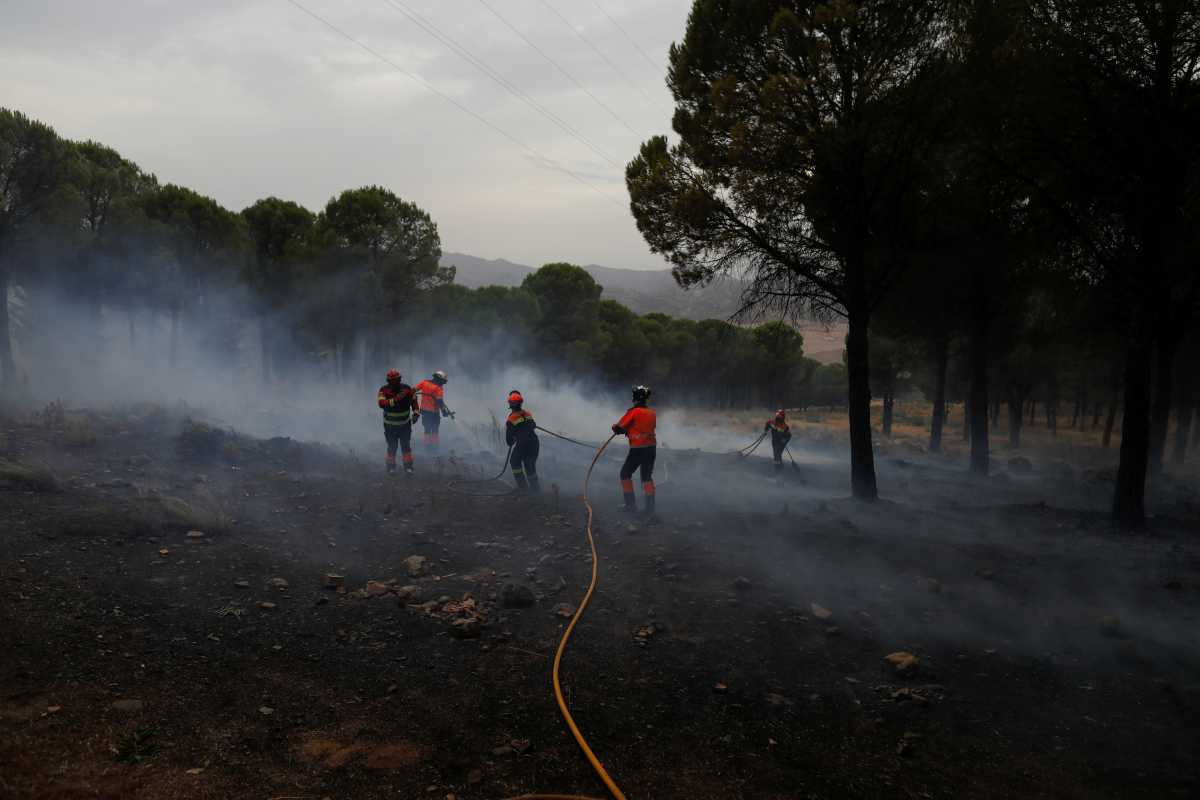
[404,464,414,477]
[513,472,528,491]
[527,474,541,495]
[386,459,396,475]
[643,494,655,514]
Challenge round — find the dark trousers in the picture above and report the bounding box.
[619,446,656,509]
[421,411,441,446]
[510,437,540,492]
[384,423,413,471]
[772,440,785,469]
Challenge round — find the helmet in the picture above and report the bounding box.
[507,390,524,407]
[631,385,651,403]
[386,369,401,382]
[432,370,448,384]
[775,409,786,421]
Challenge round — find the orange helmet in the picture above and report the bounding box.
[386,369,401,382]
[775,409,786,421]
[507,390,524,407]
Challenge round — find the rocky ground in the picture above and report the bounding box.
[1,404,1199,799]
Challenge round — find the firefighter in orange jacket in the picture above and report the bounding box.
[377,369,419,475]
[505,390,540,493]
[612,385,656,512]
[415,370,454,449]
[765,409,792,472]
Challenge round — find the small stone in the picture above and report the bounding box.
[366,580,390,597]
[449,618,483,639]
[234,580,250,588]
[824,626,841,636]
[158,548,169,557]
[553,602,576,619]
[323,574,345,590]
[185,767,205,775]
[268,577,289,590]
[257,601,276,610]
[186,530,205,539]
[111,699,144,713]
[258,706,275,715]
[810,603,833,620]
[733,576,752,592]
[885,651,919,673]
[394,584,421,603]
[404,555,428,577]
[713,682,728,693]
[501,583,536,609]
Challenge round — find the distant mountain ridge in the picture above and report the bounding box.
[441,252,746,321]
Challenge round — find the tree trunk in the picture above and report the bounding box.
[1007,389,1023,448]
[1147,337,1179,476]
[929,337,948,453]
[1029,398,1036,425]
[1174,400,1193,464]
[0,266,15,389]
[845,309,878,500]
[969,314,990,475]
[1103,395,1119,448]
[882,391,894,437]
[991,396,1000,430]
[1113,330,1153,530]
[1092,400,1102,430]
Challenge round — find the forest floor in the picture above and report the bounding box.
[2,403,1199,800]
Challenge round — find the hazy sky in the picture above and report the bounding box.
[0,0,692,269]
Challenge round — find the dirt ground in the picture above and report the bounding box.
[2,404,1199,800]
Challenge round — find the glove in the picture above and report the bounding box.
[612,424,625,435]
[764,423,771,432]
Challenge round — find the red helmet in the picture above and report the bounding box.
[775,409,786,421]
[507,390,523,407]
[386,369,401,382]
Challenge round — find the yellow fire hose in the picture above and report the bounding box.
[508,432,626,800]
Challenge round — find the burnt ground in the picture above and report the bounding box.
[2,406,1199,800]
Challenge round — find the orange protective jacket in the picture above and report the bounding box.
[615,405,657,448]
[415,379,445,413]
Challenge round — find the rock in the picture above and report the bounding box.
[258,601,277,610]
[268,577,289,590]
[158,548,169,557]
[449,617,483,639]
[186,530,205,540]
[404,555,428,577]
[394,584,421,603]
[885,651,920,673]
[1007,456,1033,474]
[810,603,833,620]
[366,580,390,597]
[323,574,345,591]
[258,706,275,715]
[553,603,576,619]
[111,698,144,713]
[234,579,250,588]
[733,576,752,592]
[501,583,537,609]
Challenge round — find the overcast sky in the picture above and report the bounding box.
[0,0,692,269]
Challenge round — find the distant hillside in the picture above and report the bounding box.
[440,252,848,363]
[441,252,746,321]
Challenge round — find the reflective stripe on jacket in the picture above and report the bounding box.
[617,405,657,448]
[378,383,418,426]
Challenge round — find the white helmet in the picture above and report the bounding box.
[432,370,448,383]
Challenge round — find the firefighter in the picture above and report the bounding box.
[765,409,792,472]
[612,385,657,513]
[415,370,454,449]
[377,369,419,475]
[505,390,540,493]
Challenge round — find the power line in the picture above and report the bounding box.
[589,0,665,77]
[283,0,623,207]
[379,0,621,170]
[474,0,642,139]
[537,0,671,117]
